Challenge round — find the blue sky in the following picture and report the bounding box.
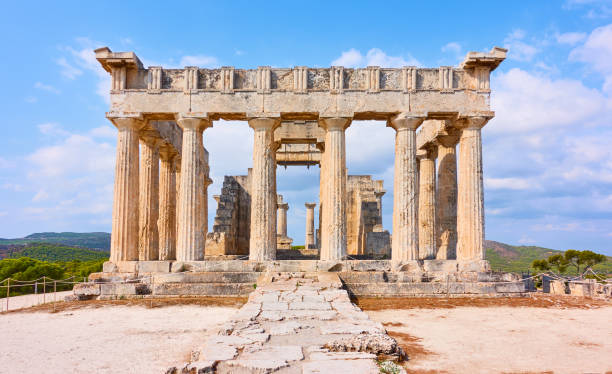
[1,1,612,255]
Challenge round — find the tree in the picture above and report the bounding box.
[578,250,606,274]
[531,259,550,272]
[547,254,569,274]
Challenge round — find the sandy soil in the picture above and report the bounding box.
[0,303,238,373]
[366,304,612,374]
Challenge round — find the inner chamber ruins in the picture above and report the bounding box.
[79,46,528,298]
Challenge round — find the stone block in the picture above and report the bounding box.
[550,280,568,295]
[73,283,101,296]
[495,282,525,293]
[100,283,150,296]
[137,261,171,273]
[289,302,332,311]
[152,283,253,296]
[458,260,490,272]
[302,360,379,374]
[349,260,391,272]
[261,302,288,311]
[391,260,422,272]
[569,280,594,297]
[423,260,458,272]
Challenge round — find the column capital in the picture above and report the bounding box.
[319,117,352,131]
[139,134,163,148]
[374,190,386,198]
[248,116,281,131]
[387,112,426,131]
[176,113,212,131]
[417,144,438,160]
[305,202,317,209]
[277,202,289,210]
[159,144,178,161]
[106,112,144,130]
[457,115,493,130]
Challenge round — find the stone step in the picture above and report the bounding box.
[344,281,526,296]
[154,272,260,284]
[152,282,256,296]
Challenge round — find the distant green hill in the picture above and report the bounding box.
[0,232,110,250]
[485,240,612,274]
[2,243,109,262]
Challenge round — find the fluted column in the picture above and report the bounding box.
[457,116,489,261]
[418,147,437,260]
[374,191,385,227]
[176,114,211,261]
[319,117,351,261]
[108,114,143,262]
[388,113,425,261]
[249,117,280,261]
[277,198,289,237]
[138,136,160,261]
[158,146,177,261]
[305,203,316,249]
[436,132,459,260]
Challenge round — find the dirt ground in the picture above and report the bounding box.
[1,295,610,373]
[362,296,612,374]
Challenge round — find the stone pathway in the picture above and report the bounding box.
[168,272,405,373]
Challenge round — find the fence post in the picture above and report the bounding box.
[6,279,9,312]
[43,277,46,304]
[53,281,57,313]
[34,281,38,305]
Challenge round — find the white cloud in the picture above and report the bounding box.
[38,122,69,136]
[0,211,7,217]
[90,125,116,139]
[59,37,110,102]
[489,68,611,134]
[504,29,539,62]
[24,96,37,103]
[234,49,245,56]
[484,177,535,190]
[180,55,219,67]
[32,189,49,202]
[555,31,587,45]
[569,23,612,92]
[441,42,461,54]
[2,183,23,192]
[56,57,82,79]
[34,82,61,94]
[0,157,14,169]
[331,48,419,67]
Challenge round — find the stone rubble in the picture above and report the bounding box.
[167,273,406,373]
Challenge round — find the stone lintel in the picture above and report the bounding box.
[460,46,507,71]
[95,47,144,72]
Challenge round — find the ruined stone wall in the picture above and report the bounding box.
[346,176,390,257]
[205,170,251,255]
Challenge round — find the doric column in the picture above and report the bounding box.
[457,116,489,261]
[138,136,160,261]
[388,113,425,261]
[418,147,437,260]
[319,117,351,261]
[436,131,459,260]
[158,146,177,261]
[374,191,385,227]
[107,114,143,262]
[277,196,289,237]
[176,114,211,261]
[305,203,316,249]
[248,117,280,261]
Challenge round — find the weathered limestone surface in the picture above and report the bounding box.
[319,118,351,261]
[168,273,403,373]
[305,203,316,250]
[176,115,210,261]
[436,131,458,260]
[346,176,389,256]
[418,146,437,260]
[276,195,293,250]
[389,113,424,261]
[158,147,177,261]
[457,117,488,261]
[108,115,142,262]
[249,118,279,261]
[206,173,251,256]
[138,136,160,260]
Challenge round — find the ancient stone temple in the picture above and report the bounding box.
[81,46,528,299]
